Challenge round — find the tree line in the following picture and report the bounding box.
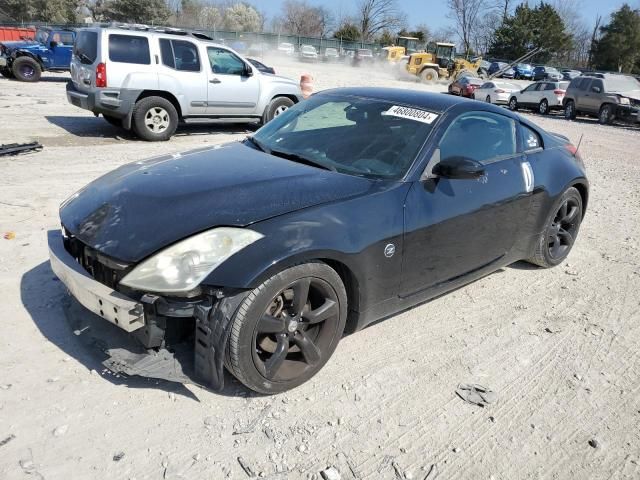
[1,0,639,73]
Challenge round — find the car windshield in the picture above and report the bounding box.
[251,94,436,180]
[468,77,483,85]
[605,75,640,92]
[495,82,518,90]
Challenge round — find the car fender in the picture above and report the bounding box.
[256,74,303,113]
[201,182,411,315]
[14,49,44,67]
[157,72,191,114]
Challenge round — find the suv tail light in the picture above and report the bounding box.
[554,89,565,95]
[95,62,107,88]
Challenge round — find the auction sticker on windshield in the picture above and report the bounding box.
[382,105,439,124]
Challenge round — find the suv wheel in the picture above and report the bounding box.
[598,104,613,125]
[132,96,178,141]
[538,99,549,115]
[485,95,491,103]
[262,96,294,124]
[564,100,577,120]
[12,57,42,82]
[226,262,347,394]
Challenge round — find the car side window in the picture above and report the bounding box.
[591,79,604,93]
[578,78,591,90]
[108,34,150,65]
[207,47,246,75]
[55,32,74,45]
[160,39,200,72]
[522,124,543,150]
[439,112,517,164]
[544,83,556,91]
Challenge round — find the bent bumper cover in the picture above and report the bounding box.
[48,230,145,332]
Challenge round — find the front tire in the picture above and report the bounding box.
[132,96,178,141]
[486,95,491,103]
[527,187,583,268]
[12,56,41,82]
[262,96,294,124]
[226,262,347,394]
[598,104,613,125]
[509,97,518,111]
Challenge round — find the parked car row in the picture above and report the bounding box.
[448,71,640,126]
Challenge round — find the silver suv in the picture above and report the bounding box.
[67,26,303,141]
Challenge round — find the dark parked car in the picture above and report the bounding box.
[247,57,275,74]
[488,61,515,78]
[49,88,588,394]
[448,76,484,97]
[561,69,581,80]
[564,73,640,124]
[533,66,563,81]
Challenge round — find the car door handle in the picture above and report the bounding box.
[209,78,221,84]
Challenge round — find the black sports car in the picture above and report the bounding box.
[48,88,588,394]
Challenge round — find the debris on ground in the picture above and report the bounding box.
[237,456,255,477]
[320,467,341,480]
[112,451,125,462]
[377,455,394,473]
[423,464,438,479]
[0,142,43,156]
[3,231,15,240]
[52,424,69,437]
[0,433,16,448]
[588,438,600,449]
[455,383,497,407]
[233,404,272,435]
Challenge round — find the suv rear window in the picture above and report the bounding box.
[74,31,98,65]
[109,34,150,64]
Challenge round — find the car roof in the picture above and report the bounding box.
[317,87,518,117]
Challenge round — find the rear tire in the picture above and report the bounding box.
[132,96,178,141]
[564,100,577,120]
[226,262,347,394]
[486,95,491,103]
[12,56,41,82]
[262,96,294,124]
[527,187,583,268]
[420,68,439,82]
[538,99,549,115]
[509,97,518,111]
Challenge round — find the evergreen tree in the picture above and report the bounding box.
[591,4,640,73]
[104,0,170,24]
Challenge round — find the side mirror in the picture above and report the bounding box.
[243,64,254,77]
[50,40,58,48]
[433,156,485,179]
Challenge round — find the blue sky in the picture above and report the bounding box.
[258,0,629,31]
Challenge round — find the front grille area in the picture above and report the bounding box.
[63,235,132,289]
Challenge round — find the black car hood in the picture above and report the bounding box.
[60,142,375,262]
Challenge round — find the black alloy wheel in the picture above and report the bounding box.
[528,186,583,268]
[226,263,347,394]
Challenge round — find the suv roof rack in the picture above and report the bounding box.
[90,22,214,41]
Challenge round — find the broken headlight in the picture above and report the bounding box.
[120,227,263,293]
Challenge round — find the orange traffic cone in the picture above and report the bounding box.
[300,74,313,99]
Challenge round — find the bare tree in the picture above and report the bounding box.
[446,0,487,55]
[279,0,334,36]
[587,14,602,68]
[493,0,513,23]
[357,0,406,41]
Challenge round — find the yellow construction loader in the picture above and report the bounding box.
[405,42,483,81]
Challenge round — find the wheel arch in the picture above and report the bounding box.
[14,50,44,67]
[135,90,183,118]
[571,180,589,218]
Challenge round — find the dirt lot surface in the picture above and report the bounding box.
[1,57,639,480]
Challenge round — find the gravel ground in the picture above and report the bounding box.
[1,57,639,480]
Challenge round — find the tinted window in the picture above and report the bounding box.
[440,112,516,163]
[207,47,245,75]
[109,34,150,64]
[522,124,542,150]
[160,39,200,71]
[591,79,604,92]
[576,78,591,90]
[73,30,97,64]
[544,83,556,90]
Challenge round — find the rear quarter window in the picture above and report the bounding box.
[522,124,543,151]
[73,31,98,64]
[109,34,150,64]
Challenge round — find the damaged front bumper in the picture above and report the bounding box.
[48,230,246,390]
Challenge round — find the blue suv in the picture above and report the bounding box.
[513,63,533,79]
[0,27,75,82]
